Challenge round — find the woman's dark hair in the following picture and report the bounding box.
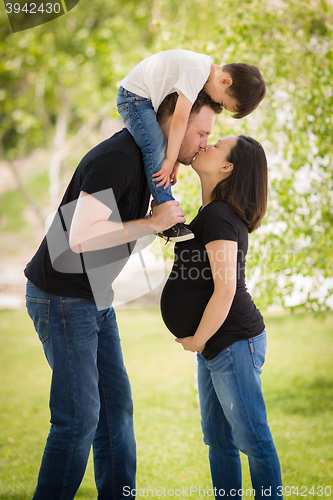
[211,135,267,232]
[222,63,266,119]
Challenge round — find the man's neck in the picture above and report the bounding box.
[159,117,171,139]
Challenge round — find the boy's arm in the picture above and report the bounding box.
[153,92,193,189]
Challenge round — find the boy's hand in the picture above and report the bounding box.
[152,158,174,189]
[170,161,180,186]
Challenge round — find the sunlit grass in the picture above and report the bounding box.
[0,307,332,499]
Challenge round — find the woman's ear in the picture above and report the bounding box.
[221,162,233,173]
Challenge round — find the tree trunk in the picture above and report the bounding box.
[49,98,68,211]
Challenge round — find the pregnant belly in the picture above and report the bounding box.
[160,279,213,338]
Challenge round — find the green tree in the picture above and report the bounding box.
[1,0,332,310]
[151,0,333,311]
[0,0,156,208]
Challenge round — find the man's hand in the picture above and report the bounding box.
[149,200,185,233]
[175,336,205,353]
[152,158,174,189]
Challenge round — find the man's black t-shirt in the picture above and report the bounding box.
[160,201,265,360]
[24,129,151,303]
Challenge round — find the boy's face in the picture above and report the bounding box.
[218,87,239,114]
[204,68,239,114]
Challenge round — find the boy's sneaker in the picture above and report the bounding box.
[158,223,195,243]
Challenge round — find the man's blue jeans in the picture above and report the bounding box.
[197,331,283,500]
[26,280,136,500]
[117,86,172,206]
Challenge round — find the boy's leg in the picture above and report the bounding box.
[129,101,195,240]
[117,88,172,205]
[117,88,194,241]
[26,281,104,500]
[197,353,242,499]
[93,307,136,500]
[208,332,283,500]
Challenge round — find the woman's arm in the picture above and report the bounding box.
[152,92,193,189]
[176,239,237,353]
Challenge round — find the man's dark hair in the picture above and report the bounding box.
[223,63,266,119]
[211,135,267,232]
[157,90,223,125]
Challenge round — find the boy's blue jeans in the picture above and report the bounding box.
[26,280,136,500]
[117,86,173,205]
[197,331,283,500]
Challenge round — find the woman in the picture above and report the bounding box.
[160,135,283,499]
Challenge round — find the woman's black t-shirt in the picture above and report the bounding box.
[160,201,265,360]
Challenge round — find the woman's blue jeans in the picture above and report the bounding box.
[26,280,136,500]
[197,331,283,500]
[117,86,173,206]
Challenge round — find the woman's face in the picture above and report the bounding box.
[192,136,238,175]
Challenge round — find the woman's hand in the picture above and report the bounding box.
[175,336,205,353]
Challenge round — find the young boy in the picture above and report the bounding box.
[117,49,266,242]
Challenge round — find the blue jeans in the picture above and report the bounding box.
[26,280,136,500]
[197,331,283,500]
[117,86,172,205]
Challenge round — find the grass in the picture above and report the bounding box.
[0,306,332,499]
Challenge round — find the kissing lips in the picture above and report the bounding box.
[192,149,205,162]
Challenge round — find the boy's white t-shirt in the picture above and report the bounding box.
[120,49,214,112]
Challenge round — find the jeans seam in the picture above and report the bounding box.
[212,388,226,491]
[119,96,170,205]
[134,105,165,205]
[131,104,162,198]
[60,299,80,500]
[99,377,116,496]
[26,295,50,342]
[230,345,276,486]
[201,341,281,495]
[221,347,260,454]
[248,330,266,369]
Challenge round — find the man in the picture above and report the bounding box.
[25,90,221,500]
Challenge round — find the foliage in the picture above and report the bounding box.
[1,0,333,310]
[0,0,156,160]
[0,307,332,497]
[152,0,333,311]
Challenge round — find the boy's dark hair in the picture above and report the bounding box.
[211,135,267,232]
[157,90,223,125]
[223,63,266,119]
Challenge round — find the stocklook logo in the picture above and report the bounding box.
[4,0,79,33]
[45,188,167,310]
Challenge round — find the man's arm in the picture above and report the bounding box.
[69,191,186,253]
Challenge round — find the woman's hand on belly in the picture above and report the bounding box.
[175,336,205,353]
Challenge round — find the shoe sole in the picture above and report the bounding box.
[158,233,195,243]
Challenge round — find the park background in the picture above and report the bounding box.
[0,0,333,497]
